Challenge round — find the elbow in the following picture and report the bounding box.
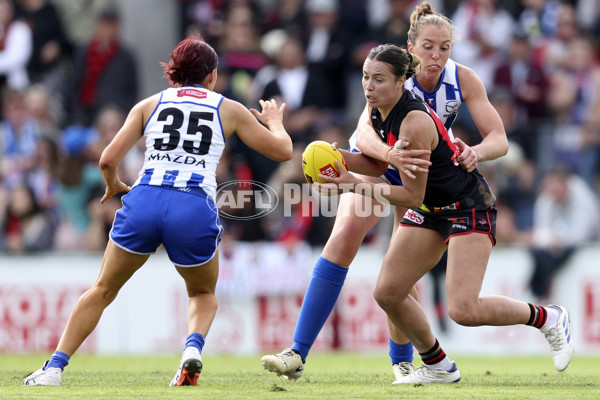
[500,139,509,157]
[99,153,118,172]
[375,160,388,176]
[277,144,293,162]
[404,198,424,209]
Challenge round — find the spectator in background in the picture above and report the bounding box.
[14,0,69,84]
[517,0,561,43]
[492,28,548,135]
[0,0,32,90]
[24,84,61,142]
[68,6,138,126]
[261,33,334,144]
[529,165,600,300]
[530,2,580,75]
[53,125,102,250]
[216,2,269,106]
[26,136,61,228]
[0,88,39,188]
[544,35,600,181]
[451,0,515,91]
[303,0,352,111]
[51,0,116,48]
[85,104,142,185]
[1,183,54,252]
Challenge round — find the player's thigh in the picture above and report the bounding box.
[376,226,446,298]
[445,233,493,306]
[95,240,150,292]
[175,251,219,295]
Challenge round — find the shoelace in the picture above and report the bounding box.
[280,351,299,362]
[545,326,565,351]
[395,362,413,374]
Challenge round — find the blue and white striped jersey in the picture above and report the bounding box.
[404,58,463,132]
[134,85,226,200]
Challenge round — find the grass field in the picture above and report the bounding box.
[1,353,599,399]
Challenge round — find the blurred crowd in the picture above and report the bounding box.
[1,0,600,280]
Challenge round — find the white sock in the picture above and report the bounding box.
[426,356,454,372]
[542,306,560,328]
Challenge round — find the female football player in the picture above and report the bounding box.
[319,43,573,384]
[23,36,294,387]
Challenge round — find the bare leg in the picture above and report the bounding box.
[387,206,417,347]
[445,234,530,326]
[374,226,446,352]
[56,241,149,355]
[175,250,220,336]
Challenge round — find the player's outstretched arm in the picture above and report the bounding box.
[222,98,293,162]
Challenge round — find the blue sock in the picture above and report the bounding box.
[45,351,70,371]
[185,333,205,353]
[388,338,414,365]
[291,256,348,361]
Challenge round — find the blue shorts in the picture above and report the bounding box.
[348,146,403,187]
[110,185,223,267]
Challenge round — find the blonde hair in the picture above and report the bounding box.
[407,2,457,46]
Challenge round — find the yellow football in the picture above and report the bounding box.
[301,141,347,185]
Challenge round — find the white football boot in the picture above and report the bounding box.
[393,362,461,384]
[23,361,62,386]
[170,346,203,386]
[261,348,305,380]
[540,304,574,371]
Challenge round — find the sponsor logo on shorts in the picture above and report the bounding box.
[405,209,424,224]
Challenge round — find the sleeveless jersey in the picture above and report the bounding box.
[372,90,484,207]
[134,85,226,200]
[404,58,463,131]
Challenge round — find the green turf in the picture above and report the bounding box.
[1,353,599,399]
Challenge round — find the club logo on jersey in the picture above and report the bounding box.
[216,180,279,220]
[444,100,459,121]
[177,88,207,99]
[405,209,424,224]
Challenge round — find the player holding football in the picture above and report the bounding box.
[23,37,293,387]
[262,2,572,384]
[317,42,573,384]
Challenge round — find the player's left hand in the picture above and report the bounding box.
[454,138,478,172]
[101,181,131,203]
[314,161,362,195]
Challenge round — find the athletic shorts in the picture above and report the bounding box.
[110,184,223,267]
[400,206,497,245]
[348,145,404,187]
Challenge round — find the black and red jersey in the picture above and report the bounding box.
[370,90,493,209]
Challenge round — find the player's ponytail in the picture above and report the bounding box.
[407,1,457,46]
